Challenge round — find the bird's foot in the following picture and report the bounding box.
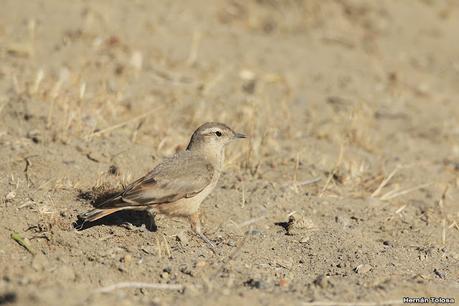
[189,212,217,253]
[196,231,217,252]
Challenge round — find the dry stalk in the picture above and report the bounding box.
[319,144,344,197]
[87,107,161,139]
[371,165,401,198]
[95,282,184,293]
[380,183,431,201]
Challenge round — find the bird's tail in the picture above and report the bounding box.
[78,208,121,222]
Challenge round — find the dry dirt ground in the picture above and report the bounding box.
[1,1,459,305]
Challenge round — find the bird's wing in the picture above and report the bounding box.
[98,152,214,209]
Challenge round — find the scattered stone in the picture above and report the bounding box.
[160,271,170,279]
[239,69,257,94]
[5,191,16,202]
[27,130,41,143]
[433,268,445,279]
[0,292,16,305]
[335,214,351,228]
[108,165,120,176]
[313,274,331,289]
[382,240,392,247]
[122,254,132,264]
[300,237,310,243]
[118,264,128,273]
[179,264,193,276]
[243,278,266,289]
[226,239,236,247]
[141,245,156,255]
[279,278,288,288]
[246,228,263,236]
[195,260,207,268]
[175,231,189,245]
[354,264,372,274]
[286,213,315,235]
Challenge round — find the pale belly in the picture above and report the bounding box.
[154,177,218,217]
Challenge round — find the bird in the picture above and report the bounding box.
[78,122,246,248]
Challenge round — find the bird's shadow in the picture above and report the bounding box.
[74,189,157,232]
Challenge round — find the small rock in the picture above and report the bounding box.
[179,264,193,276]
[313,274,331,289]
[382,240,392,247]
[286,213,315,235]
[226,239,236,247]
[108,165,120,176]
[300,237,310,243]
[60,211,68,218]
[195,260,207,268]
[122,254,132,264]
[27,130,41,143]
[160,272,170,280]
[141,245,156,255]
[279,278,288,288]
[354,264,372,274]
[243,278,266,289]
[246,228,263,236]
[335,215,351,228]
[175,231,189,245]
[5,191,16,202]
[0,292,15,304]
[433,268,446,279]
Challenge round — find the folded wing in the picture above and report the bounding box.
[97,151,214,209]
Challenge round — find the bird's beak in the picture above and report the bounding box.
[234,132,247,139]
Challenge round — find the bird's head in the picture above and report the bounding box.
[186,122,246,152]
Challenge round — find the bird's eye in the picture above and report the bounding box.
[215,131,222,137]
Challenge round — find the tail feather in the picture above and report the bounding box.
[78,208,121,222]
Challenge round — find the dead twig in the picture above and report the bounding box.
[380,183,431,201]
[319,144,344,197]
[371,166,401,198]
[95,282,184,293]
[87,107,161,139]
[295,177,321,187]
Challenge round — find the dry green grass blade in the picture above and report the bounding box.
[11,232,35,255]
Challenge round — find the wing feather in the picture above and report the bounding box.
[98,151,214,208]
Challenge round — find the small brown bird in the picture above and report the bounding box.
[79,122,246,247]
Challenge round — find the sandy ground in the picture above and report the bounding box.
[1,1,459,305]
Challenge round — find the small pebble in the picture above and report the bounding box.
[354,264,372,274]
[243,278,266,289]
[5,191,16,202]
[433,268,445,279]
[195,260,207,268]
[176,231,189,245]
[279,278,288,288]
[313,274,331,289]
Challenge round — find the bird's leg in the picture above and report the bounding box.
[189,212,216,250]
[146,208,158,232]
